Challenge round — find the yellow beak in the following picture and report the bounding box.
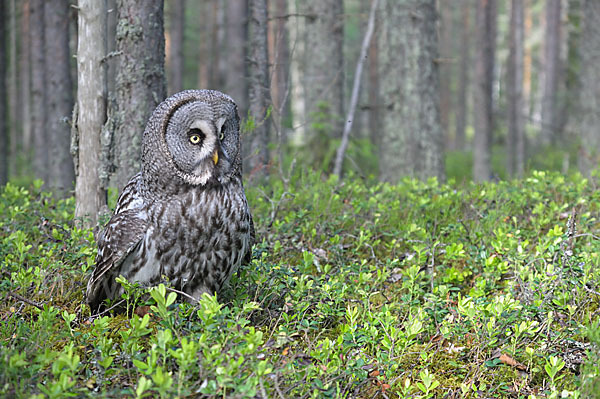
[212,150,219,165]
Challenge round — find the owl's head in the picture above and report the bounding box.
[142,90,242,190]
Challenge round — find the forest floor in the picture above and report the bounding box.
[0,171,599,398]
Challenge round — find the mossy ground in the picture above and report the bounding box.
[0,171,599,398]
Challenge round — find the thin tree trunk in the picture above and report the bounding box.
[111,0,166,189]
[540,0,562,145]
[45,0,75,195]
[0,0,7,185]
[378,0,445,182]
[578,0,600,176]
[302,0,344,167]
[167,0,185,94]
[75,0,108,226]
[368,17,379,152]
[507,0,525,178]
[563,0,582,142]
[225,0,249,116]
[523,0,532,119]
[247,0,270,176]
[8,0,18,178]
[196,1,211,88]
[30,0,48,184]
[472,0,496,182]
[455,1,470,151]
[269,0,291,135]
[19,0,31,161]
[334,0,378,177]
[439,1,453,148]
[288,0,306,140]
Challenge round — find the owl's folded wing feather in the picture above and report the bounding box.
[86,209,148,312]
[86,173,147,312]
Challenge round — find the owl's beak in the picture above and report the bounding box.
[212,150,219,165]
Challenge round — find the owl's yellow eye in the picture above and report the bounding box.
[188,128,204,145]
[219,132,225,141]
[189,134,201,145]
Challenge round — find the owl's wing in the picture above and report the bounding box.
[86,174,148,312]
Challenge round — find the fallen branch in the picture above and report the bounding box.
[9,292,44,310]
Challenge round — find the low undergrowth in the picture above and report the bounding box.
[1,171,599,398]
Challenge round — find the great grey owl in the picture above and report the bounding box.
[86,90,254,312]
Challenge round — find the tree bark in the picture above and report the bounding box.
[0,0,7,185]
[472,0,496,182]
[367,13,380,151]
[167,0,185,94]
[224,0,249,117]
[563,0,582,142]
[247,0,270,176]
[195,1,211,89]
[540,0,562,145]
[507,0,525,178]
[269,0,291,135]
[523,0,532,119]
[44,0,75,195]
[378,0,445,183]
[302,0,344,166]
[111,0,166,189]
[75,0,108,227]
[8,0,18,178]
[578,0,600,176]
[438,1,453,148]
[106,0,117,95]
[455,1,470,151]
[19,1,32,163]
[30,0,48,184]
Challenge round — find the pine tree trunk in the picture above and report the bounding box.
[455,1,470,151]
[0,0,7,185]
[269,0,291,134]
[19,0,32,161]
[44,0,75,195]
[30,0,48,184]
[111,0,166,189]
[247,0,270,176]
[472,0,496,182]
[563,0,582,142]
[302,0,344,166]
[507,0,525,178]
[578,0,600,176]
[8,0,18,178]
[368,12,380,152]
[540,0,562,145]
[195,1,211,88]
[523,0,532,119]
[378,0,445,183]
[215,3,227,91]
[224,0,249,117]
[439,1,453,148]
[167,0,185,94]
[75,0,108,226]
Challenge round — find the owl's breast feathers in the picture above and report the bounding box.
[144,177,254,297]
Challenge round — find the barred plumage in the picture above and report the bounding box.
[86,90,254,312]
